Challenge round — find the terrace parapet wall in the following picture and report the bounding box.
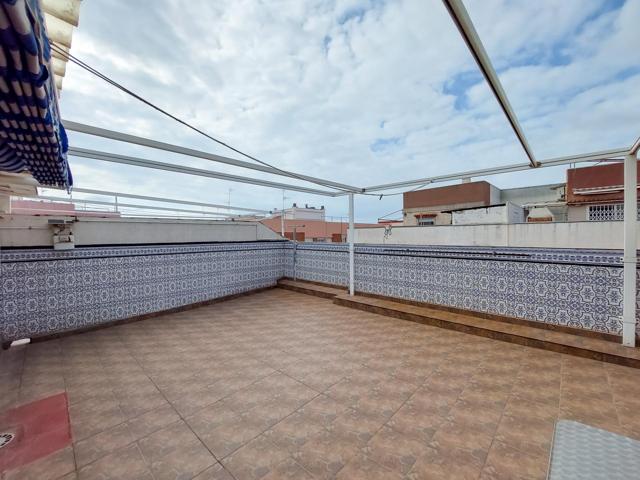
[0,240,632,342]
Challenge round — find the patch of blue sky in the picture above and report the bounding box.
[552,66,640,109]
[443,70,484,111]
[616,65,640,81]
[370,136,404,153]
[338,7,367,24]
[505,43,572,70]
[505,0,625,70]
[322,35,331,54]
[337,0,386,25]
[581,0,625,25]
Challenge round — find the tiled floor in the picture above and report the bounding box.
[2,288,640,480]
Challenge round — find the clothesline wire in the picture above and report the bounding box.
[50,43,354,193]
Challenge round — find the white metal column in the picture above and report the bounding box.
[281,190,285,237]
[348,193,355,296]
[622,153,637,347]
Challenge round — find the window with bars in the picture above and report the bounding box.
[587,204,640,221]
[417,217,435,226]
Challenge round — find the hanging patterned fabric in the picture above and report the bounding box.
[0,0,72,189]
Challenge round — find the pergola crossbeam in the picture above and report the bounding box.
[361,147,630,193]
[63,120,362,193]
[67,147,339,196]
[442,0,537,167]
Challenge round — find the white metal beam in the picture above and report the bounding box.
[30,195,236,217]
[44,187,270,214]
[63,120,362,193]
[442,0,537,167]
[348,193,355,296]
[622,152,637,347]
[67,147,340,196]
[631,136,640,155]
[361,147,630,193]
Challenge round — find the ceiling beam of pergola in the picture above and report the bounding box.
[364,147,629,192]
[442,0,537,168]
[361,147,630,193]
[63,120,362,193]
[67,147,340,197]
[58,2,640,199]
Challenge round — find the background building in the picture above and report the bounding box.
[448,202,524,225]
[271,203,326,221]
[403,181,498,226]
[566,161,640,222]
[402,180,565,225]
[261,203,379,242]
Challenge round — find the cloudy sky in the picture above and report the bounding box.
[53,0,639,222]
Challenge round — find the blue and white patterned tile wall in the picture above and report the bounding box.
[1,240,635,342]
[284,243,349,286]
[285,243,633,335]
[1,242,286,342]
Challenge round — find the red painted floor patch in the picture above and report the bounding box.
[0,393,72,473]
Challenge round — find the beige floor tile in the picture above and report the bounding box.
[222,435,290,480]
[3,446,75,480]
[77,444,153,480]
[126,404,182,440]
[335,454,402,480]
[4,289,637,479]
[193,463,236,480]
[364,425,432,475]
[74,422,135,467]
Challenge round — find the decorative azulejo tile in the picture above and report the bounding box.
[0,240,633,342]
[0,242,287,342]
[285,243,630,335]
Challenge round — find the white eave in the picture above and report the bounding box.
[42,0,82,92]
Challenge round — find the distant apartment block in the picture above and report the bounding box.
[401,160,640,226]
[261,203,377,242]
[271,203,326,221]
[566,161,640,222]
[402,180,564,225]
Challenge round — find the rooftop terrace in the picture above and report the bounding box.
[2,288,640,480]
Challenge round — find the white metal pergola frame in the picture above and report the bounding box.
[25,186,272,218]
[61,0,639,345]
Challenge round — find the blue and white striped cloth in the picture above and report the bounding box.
[0,0,72,189]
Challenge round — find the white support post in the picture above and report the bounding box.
[622,153,637,347]
[348,193,355,296]
[281,190,285,237]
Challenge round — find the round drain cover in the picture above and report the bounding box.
[0,432,15,449]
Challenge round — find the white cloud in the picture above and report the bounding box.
[59,0,640,221]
